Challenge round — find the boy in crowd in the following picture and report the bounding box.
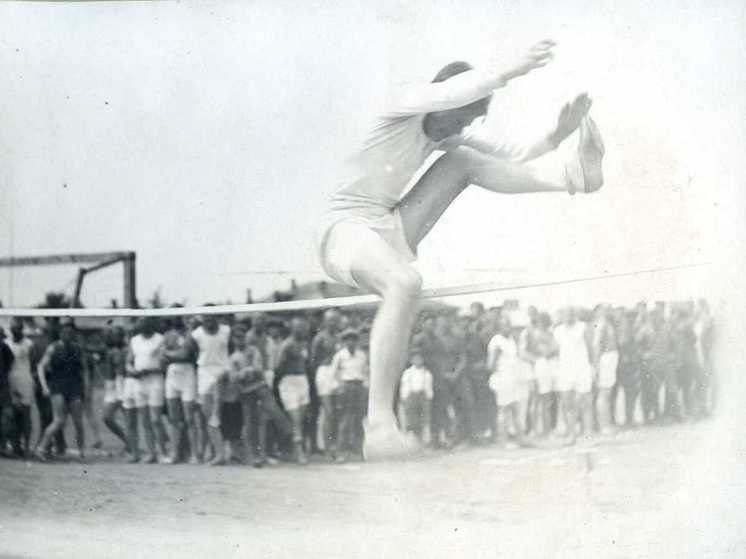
[593,305,619,435]
[124,317,167,463]
[399,350,433,443]
[7,318,35,458]
[243,328,293,468]
[311,309,341,458]
[331,328,369,461]
[275,317,311,465]
[162,316,200,464]
[101,326,130,456]
[533,312,559,435]
[220,325,247,463]
[487,315,522,447]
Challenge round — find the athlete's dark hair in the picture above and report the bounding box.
[432,61,474,83]
[431,60,491,114]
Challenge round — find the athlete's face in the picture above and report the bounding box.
[423,98,490,141]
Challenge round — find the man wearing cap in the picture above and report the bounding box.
[330,328,369,461]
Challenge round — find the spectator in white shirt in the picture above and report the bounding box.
[331,329,368,461]
[399,351,433,443]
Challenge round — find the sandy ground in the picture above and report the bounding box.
[0,409,744,559]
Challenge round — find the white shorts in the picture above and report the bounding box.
[165,363,197,403]
[9,369,34,406]
[122,374,165,410]
[598,351,619,389]
[317,208,416,288]
[488,371,520,407]
[555,356,593,394]
[315,365,339,397]
[103,376,125,405]
[535,358,557,395]
[279,375,310,411]
[197,365,226,400]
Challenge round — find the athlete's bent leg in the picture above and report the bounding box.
[348,233,423,461]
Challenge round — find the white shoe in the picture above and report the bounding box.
[363,422,422,462]
[566,115,605,194]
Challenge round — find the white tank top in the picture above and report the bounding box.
[131,333,164,371]
[193,324,231,369]
[556,322,589,361]
[8,338,33,377]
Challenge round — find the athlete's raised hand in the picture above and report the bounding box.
[502,40,555,81]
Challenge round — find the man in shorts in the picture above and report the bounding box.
[593,305,619,435]
[102,326,130,456]
[316,40,604,459]
[275,316,311,465]
[162,316,200,464]
[192,312,232,466]
[35,321,86,461]
[124,317,167,463]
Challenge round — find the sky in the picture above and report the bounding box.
[1,0,744,311]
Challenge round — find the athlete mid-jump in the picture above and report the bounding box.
[316,40,605,460]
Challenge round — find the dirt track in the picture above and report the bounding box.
[1,413,744,559]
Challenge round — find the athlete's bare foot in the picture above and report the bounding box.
[207,455,225,466]
[566,115,605,194]
[363,422,423,462]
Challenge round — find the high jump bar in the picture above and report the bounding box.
[0,263,708,318]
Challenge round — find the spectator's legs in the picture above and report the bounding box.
[139,405,158,463]
[557,390,576,440]
[124,407,140,462]
[68,397,86,459]
[577,391,593,437]
[304,372,320,455]
[623,381,641,427]
[34,380,65,455]
[287,405,308,464]
[103,401,129,453]
[34,394,67,461]
[595,388,614,434]
[165,398,184,463]
[201,392,225,466]
[319,393,338,457]
[149,406,168,458]
[0,404,11,456]
[83,386,102,450]
[430,376,449,448]
[15,404,31,457]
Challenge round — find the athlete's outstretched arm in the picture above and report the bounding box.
[389,40,556,115]
[458,93,593,163]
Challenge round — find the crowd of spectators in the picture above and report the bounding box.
[0,298,715,465]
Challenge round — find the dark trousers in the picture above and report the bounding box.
[431,376,455,444]
[338,380,366,453]
[453,375,480,443]
[640,362,661,423]
[403,392,429,438]
[303,371,320,453]
[242,386,292,460]
[621,380,640,425]
[34,379,66,454]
